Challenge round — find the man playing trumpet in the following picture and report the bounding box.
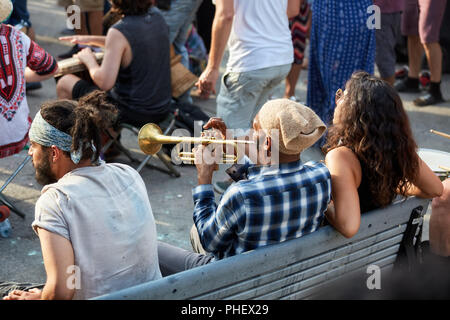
[158,99,332,275]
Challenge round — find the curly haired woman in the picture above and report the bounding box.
[324,71,443,238]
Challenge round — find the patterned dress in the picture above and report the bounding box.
[289,1,311,65]
[307,0,375,143]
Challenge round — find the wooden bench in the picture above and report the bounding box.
[95,196,429,300]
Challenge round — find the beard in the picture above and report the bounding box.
[34,154,58,186]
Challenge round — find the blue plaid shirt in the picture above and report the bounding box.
[192,159,332,260]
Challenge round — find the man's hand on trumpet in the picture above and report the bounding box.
[193,128,224,185]
[203,117,227,138]
[193,144,218,185]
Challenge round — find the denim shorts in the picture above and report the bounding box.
[402,0,447,44]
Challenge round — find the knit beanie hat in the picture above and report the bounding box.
[258,99,326,155]
[0,0,12,23]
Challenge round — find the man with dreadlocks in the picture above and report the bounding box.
[1,91,162,300]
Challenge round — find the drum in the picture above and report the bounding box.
[418,148,450,181]
[54,52,105,79]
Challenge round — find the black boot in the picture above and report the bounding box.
[394,76,420,93]
[414,81,445,107]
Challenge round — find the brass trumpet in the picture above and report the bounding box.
[138,123,254,163]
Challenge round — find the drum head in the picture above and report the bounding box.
[418,148,450,172]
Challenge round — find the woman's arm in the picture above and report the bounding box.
[75,28,126,91]
[405,157,443,198]
[325,147,362,238]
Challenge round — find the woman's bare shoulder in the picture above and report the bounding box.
[325,146,360,166]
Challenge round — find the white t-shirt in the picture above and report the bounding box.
[226,0,293,73]
[32,162,162,300]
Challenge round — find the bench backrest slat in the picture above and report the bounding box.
[198,230,404,300]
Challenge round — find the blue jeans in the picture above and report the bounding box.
[159,0,204,104]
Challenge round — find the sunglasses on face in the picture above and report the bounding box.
[335,88,344,104]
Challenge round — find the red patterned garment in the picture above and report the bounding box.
[289,2,311,65]
[0,24,56,156]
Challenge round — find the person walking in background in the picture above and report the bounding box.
[374,0,404,85]
[195,0,300,194]
[157,0,204,104]
[395,0,447,106]
[196,0,299,132]
[307,0,375,148]
[284,0,311,102]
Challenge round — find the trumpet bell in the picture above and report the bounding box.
[138,123,164,155]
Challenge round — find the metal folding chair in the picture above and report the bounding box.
[0,154,30,219]
[101,110,181,177]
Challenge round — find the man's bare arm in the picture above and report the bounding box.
[195,0,234,97]
[287,0,302,18]
[38,228,76,300]
[59,35,106,48]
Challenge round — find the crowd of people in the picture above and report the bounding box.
[0,0,449,300]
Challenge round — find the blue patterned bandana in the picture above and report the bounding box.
[29,111,83,164]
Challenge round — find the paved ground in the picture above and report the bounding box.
[0,0,449,285]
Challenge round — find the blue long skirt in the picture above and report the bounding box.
[307,0,376,143]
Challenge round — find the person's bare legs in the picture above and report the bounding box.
[87,11,103,36]
[284,63,302,99]
[395,35,423,93]
[56,74,81,99]
[407,35,424,79]
[414,41,445,106]
[423,42,442,83]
